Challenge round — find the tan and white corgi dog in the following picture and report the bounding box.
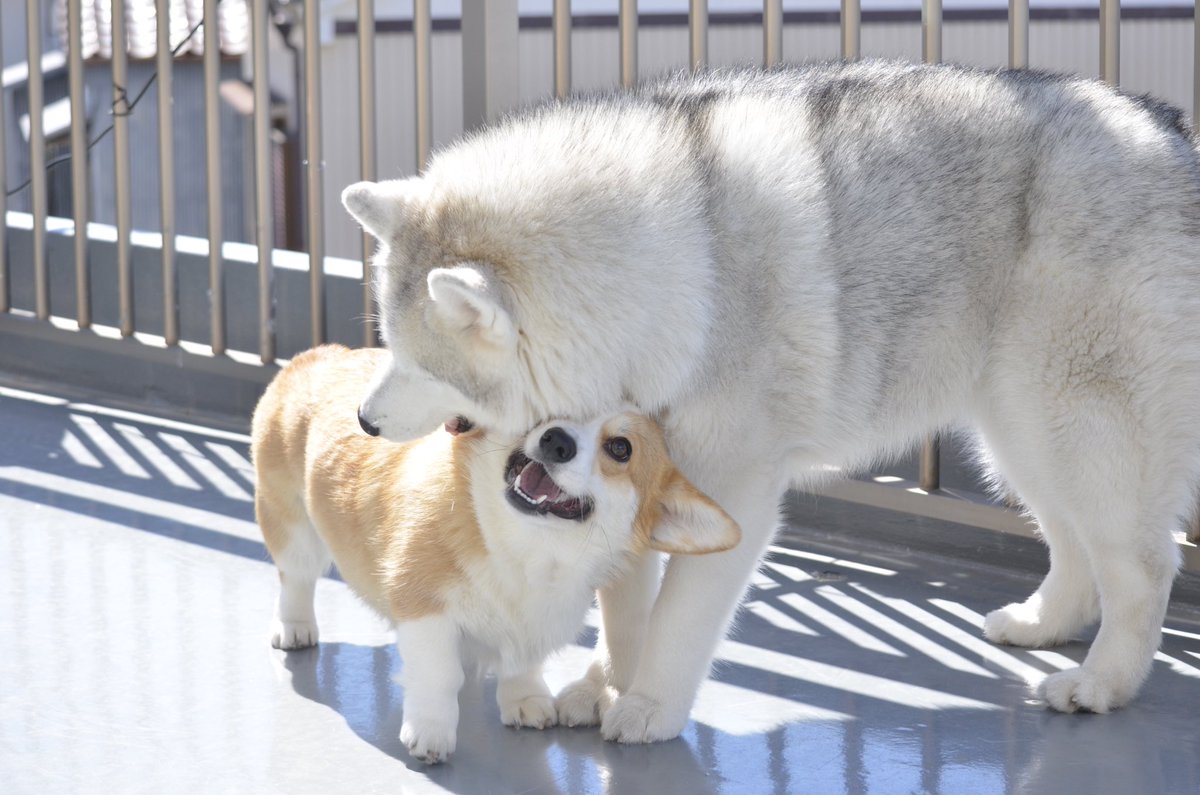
[251,345,740,763]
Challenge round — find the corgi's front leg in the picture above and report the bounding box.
[497,666,557,729]
[396,615,464,764]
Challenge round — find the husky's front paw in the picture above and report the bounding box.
[270,618,319,650]
[600,692,687,744]
[500,693,558,730]
[556,676,617,727]
[400,717,458,764]
[1038,667,1132,714]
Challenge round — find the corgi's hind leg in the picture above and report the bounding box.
[258,491,331,650]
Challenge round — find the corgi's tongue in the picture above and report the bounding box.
[518,461,565,504]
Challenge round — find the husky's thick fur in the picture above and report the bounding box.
[343,61,1200,741]
[252,345,738,762]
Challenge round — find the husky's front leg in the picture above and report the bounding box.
[497,666,557,729]
[557,551,660,727]
[396,616,464,764]
[601,496,778,744]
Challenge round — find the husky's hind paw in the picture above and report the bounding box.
[556,676,616,728]
[500,693,558,730]
[401,717,457,764]
[270,619,319,650]
[1039,667,1132,714]
[601,692,687,744]
[984,603,1071,648]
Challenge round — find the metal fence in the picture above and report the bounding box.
[2,1,1199,558]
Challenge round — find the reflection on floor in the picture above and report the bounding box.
[2,384,1198,794]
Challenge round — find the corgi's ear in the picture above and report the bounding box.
[341,178,422,240]
[426,265,516,349]
[649,472,741,555]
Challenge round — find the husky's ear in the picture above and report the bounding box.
[341,179,421,240]
[649,472,741,555]
[427,266,516,349]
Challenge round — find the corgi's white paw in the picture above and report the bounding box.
[985,602,1069,648]
[500,693,558,730]
[400,717,457,764]
[600,692,687,744]
[1038,667,1131,714]
[556,676,616,728]
[270,618,319,650]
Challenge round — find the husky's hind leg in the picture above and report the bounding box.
[980,348,1190,710]
[258,491,332,649]
[983,506,1099,648]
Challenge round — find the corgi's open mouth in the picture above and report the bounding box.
[504,451,593,521]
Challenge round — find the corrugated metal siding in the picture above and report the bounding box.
[318,17,1197,259]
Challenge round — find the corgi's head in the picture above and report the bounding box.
[499,410,741,557]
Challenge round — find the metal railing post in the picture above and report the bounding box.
[1100,0,1119,84]
[1008,0,1029,69]
[619,0,638,87]
[358,0,377,347]
[252,0,275,363]
[415,0,432,170]
[0,25,6,313]
[923,0,942,65]
[69,0,91,328]
[554,0,572,99]
[917,0,944,491]
[304,0,326,345]
[463,0,519,131]
[156,0,176,344]
[114,0,134,334]
[841,0,860,60]
[689,0,707,71]
[204,0,225,352]
[763,0,782,68]
[1193,0,1198,131]
[26,0,48,320]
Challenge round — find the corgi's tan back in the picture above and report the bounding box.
[252,345,483,621]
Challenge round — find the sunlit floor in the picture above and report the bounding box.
[2,383,1199,795]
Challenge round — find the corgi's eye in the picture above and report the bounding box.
[604,437,632,463]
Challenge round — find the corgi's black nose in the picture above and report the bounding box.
[539,427,576,463]
[358,408,380,437]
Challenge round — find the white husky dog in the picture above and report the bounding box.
[344,61,1200,741]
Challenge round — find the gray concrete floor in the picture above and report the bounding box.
[2,382,1200,795]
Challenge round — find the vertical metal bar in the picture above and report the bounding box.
[156,0,177,344]
[1100,0,1119,84]
[69,0,90,328]
[689,0,707,71]
[462,0,519,131]
[358,0,377,348]
[841,0,860,60]
[619,0,637,87]
[919,436,941,492]
[252,0,275,363]
[114,0,133,333]
[763,0,782,68]
[26,0,48,320]
[0,25,6,313]
[553,0,571,99]
[922,0,942,64]
[1194,0,1199,131]
[1008,0,1029,69]
[304,0,326,345]
[917,0,943,489]
[204,0,225,352]
[415,0,432,170]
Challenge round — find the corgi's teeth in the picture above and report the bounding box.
[534,494,548,505]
